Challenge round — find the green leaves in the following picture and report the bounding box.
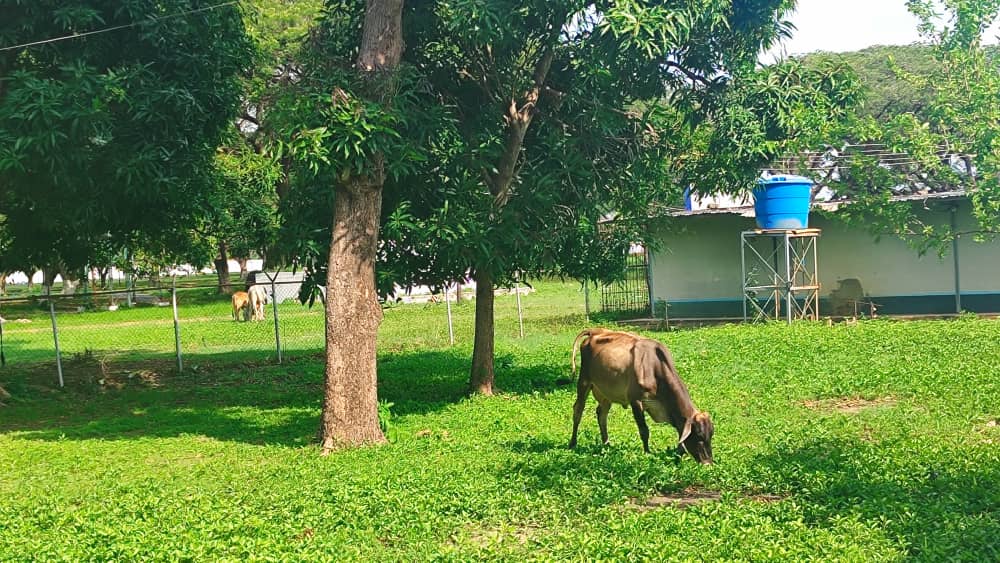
[600,0,697,59]
[804,1,1000,253]
[0,0,253,271]
[678,58,862,197]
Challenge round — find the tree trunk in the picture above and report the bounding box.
[466,46,557,395]
[214,241,231,294]
[317,0,403,453]
[238,257,249,280]
[42,267,57,295]
[469,270,496,395]
[319,179,388,451]
[455,281,463,302]
[99,266,110,289]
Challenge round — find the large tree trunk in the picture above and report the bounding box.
[318,0,403,453]
[469,270,496,395]
[319,179,387,451]
[238,257,249,280]
[214,241,231,294]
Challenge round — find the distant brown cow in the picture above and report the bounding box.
[569,328,714,464]
[231,291,250,322]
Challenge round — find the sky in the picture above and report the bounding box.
[763,0,1000,62]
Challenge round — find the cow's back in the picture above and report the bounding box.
[582,330,643,405]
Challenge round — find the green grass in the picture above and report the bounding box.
[0,280,577,367]
[1,281,998,561]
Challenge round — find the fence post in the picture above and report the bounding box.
[171,276,183,372]
[124,247,134,308]
[645,246,655,319]
[270,276,282,364]
[47,287,64,388]
[515,282,524,338]
[446,284,455,345]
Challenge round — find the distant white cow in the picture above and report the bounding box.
[247,284,268,321]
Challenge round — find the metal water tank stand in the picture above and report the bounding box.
[741,228,821,323]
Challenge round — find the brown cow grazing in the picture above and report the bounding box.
[569,328,714,464]
[231,291,250,322]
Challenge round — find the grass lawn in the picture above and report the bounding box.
[1,281,998,560]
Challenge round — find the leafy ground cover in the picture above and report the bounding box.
[1,281,998,560]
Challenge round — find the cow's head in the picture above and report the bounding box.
[678,411,714,464]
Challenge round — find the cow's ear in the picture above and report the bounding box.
[678,417,693,446]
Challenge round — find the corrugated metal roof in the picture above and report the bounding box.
[657,189,967,218]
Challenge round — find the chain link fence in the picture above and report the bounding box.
[0,279,327,385]
[0,277,550,387]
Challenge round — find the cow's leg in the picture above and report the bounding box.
[630,401,651,453]
[569,378,590,449]
[596,401,611,446]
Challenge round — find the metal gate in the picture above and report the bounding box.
[600,249,651,316]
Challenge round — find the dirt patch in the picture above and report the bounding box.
[802,396,897,414]
[977,419,998,444]
[746,493,786,503]
[463,523,541,548]
[628,487,787,511]
[631,488,720,510]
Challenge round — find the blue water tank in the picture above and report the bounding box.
[753,175,813,229]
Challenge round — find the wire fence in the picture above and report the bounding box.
[0,278,549,387]
[0,279,323,383]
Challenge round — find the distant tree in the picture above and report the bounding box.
[801,45,938,121]
[796,0,1000,254]
[199,0,324,290]
[203,139,282,292]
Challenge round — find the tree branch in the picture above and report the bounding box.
[664,61,716,87]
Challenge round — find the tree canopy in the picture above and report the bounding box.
[0,0,253,275]
[783,1,1000,254]
[271,0,874,394]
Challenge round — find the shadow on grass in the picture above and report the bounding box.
[493,433,687,513]
[751,437,1000,560]
[1,347,571,446]
[493,432,999,559]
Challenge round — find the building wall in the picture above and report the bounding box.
[648,200,1000,317]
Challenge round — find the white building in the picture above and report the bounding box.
[644,191,1000,319]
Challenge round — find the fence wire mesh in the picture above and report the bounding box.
[0,280,329,382]
[0,277,562,387]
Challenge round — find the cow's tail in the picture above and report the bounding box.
[570,329,593,377]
